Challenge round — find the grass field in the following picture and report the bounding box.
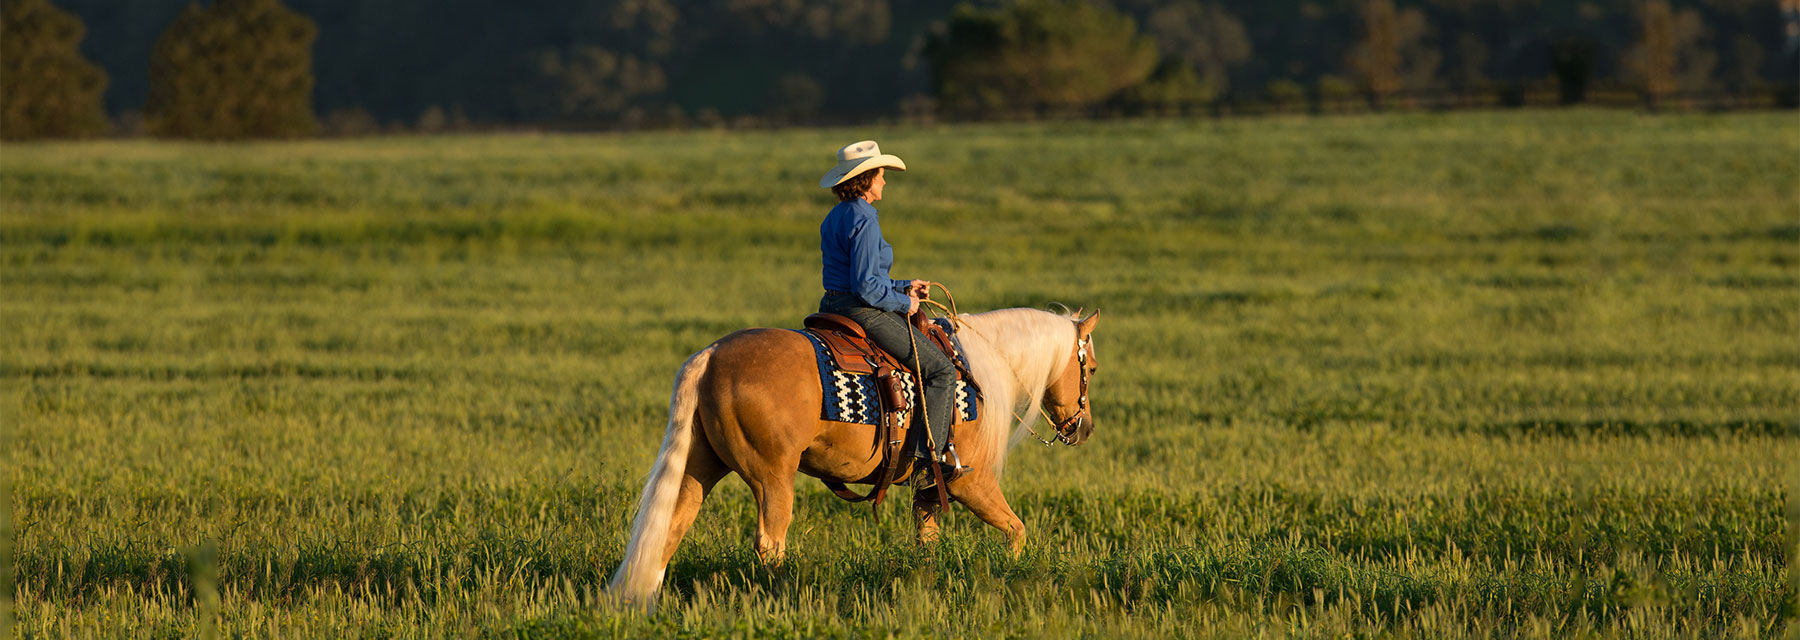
[4,111,1797,638]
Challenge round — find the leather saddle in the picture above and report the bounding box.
[802,312,971,511]
[803,313,967,379]
[803,313,899,376]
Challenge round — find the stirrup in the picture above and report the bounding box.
[936,444,970,481]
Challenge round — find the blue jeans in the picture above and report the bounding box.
[819,293,955,459]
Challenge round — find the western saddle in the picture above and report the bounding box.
[802,311,970,512]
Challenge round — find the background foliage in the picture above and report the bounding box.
[145,0,317,139]
[4,111,1796,636]
[29,0,1799,131]
[0,0,108,139]
[927,0,1160,113]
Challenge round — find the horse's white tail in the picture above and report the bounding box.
[607,345,715,604]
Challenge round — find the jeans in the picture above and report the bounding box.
[819,293,956,459]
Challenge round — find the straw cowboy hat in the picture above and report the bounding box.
[819,140,906,188]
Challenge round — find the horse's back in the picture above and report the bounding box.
[695,327,819,413]
[707,327,814,369]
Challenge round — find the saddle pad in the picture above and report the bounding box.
[795,329,980,426]
[932,318,982,422]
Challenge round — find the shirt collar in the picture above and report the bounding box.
[850,198,877,215]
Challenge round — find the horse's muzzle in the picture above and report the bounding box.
[1069,415,1095,446]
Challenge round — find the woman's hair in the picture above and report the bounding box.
[831,168,880,202]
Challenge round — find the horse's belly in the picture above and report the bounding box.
[798,421,886,483]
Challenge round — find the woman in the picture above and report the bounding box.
[816,140,959,471]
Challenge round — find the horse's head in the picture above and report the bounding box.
[1041,311,1099,446]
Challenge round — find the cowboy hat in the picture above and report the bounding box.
[819,140,906,188]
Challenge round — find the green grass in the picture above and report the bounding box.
[4,111,1797,638]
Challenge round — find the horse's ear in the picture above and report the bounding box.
[1077,310,1100,335]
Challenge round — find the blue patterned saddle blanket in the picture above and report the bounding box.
[796,318,981,426]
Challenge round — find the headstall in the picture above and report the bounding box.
[1030,332,1091,446]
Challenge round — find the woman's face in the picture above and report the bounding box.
[864,168,886,202]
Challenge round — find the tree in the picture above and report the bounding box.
[766,73,825,122]
[1624,0,1715,107]
[1727,34,1762,93]
[1631,0,1677,102]
[514,46,667,123]
[925,0,1158,114]
[1119,58,1212,112]
[1353,0,1401,102]
[1140,2,1251,97]
[1550,38,1596,105]
[0,0,109,139]
[1449,33,1489,94]
[146,0,317,139]
[1347,0,1439,108]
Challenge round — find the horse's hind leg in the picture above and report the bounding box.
[698,401,801,565]
[699,412,801,564]
[702,411,802,565]
[661,435,731,567]
[692,328,817,566]
[742,468,797,564]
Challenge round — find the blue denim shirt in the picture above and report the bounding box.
[820,199,911,313]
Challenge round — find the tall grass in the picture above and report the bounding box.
[4,111,1795,638]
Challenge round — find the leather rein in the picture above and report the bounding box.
[1026,332,1090,447]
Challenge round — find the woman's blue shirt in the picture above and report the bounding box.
[820,199,911,313]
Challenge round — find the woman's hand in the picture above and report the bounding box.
[909,280,934,296]
[906,294,921,315]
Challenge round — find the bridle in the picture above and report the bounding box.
[1027,332,1091,447]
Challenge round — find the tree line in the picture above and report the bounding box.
[4,0,1794,139]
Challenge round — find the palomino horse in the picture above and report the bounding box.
[607,307,1101,602]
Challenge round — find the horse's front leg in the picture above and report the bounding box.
[944,470,1026,554]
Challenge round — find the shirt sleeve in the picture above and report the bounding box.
[849,216,912,313]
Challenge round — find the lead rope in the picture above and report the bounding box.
[918,284,960,327]
[906,296,953,512]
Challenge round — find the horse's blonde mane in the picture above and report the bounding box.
[949,307,1079,476]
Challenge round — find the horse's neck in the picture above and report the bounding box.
[963,309,1072,397]
[949,309,1072,472]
